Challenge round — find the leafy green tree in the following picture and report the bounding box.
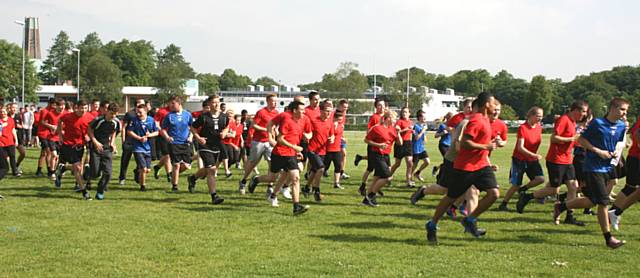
[490,70,529,117]
[450,69,494,96]
[499,104,518,120]
[0,40,39,102]
[152,44,195,102]
[585,93,607,118]
[196,73,220,95]
[39,31,74,85]
[219,68,252,91]
[82,52,124,103]
[254,76,279,88]
[103,39,156,86]
[526,75,555,121]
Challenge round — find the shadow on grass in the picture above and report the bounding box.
[332,221,417,230]
[350,211,427,220]
[2,186,53,192]
[311,233,424,246]
[9,192,80,200]
[175,205,235,212]
[116,196,181,203]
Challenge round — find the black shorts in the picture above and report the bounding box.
[148,137,158,161]
[223,144,239,164]
[169,143,192,165]
[156,136,170,156]
[371,152,391,178]
[32,127,38,136]
[134,152,151,170]
[324,151,343,173]
[41,139,59,152]
[300,141,309,163]
[413,151,429,161]
[366,145,375,172]
[393,141,413,159]
[447,166,498,199]
[609,156,626,179]
[438,143,450,157]
[546,161,576,187]
[16,130,24,145]
[583,172,611,206]
[509,157,544,186]
[307,151,325,172]
[60,144,84,164]
[270,154,299,173]
[437,159,454,188]
[39,138,49,150]
[199,149,223,168]
[626,156,640,185]
[573,153,586,182]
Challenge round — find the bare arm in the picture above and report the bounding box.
[56,121,63,144]
[460,134,496,151]
[277,134,303,152]
[515,137,540,159]
[578,135,611,159]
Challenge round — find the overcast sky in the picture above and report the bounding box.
[2,0,639,86]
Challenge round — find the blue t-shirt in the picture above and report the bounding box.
[161,110,192,145]
[437,123,451,146]
[412,123,426,154]
[128,116,158,153]
[582,117,626,173]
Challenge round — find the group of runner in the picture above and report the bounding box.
[0,91,638,248]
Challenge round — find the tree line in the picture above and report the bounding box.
[1,30,639,121]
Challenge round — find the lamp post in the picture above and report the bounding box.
[14,19,25,107]
[69,48,80,101]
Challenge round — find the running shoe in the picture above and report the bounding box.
[609,210,621,231]
[281,186,292,199]
[354,154,363,166]
[313,191,323,202]
[410,186,426,205]
[188,175,197,193]
[248,176,259,194]
[211,195,225,205]
[606,237,625,249]
[334,183,344,189]
[268,195,279,207]
[153,165,160,179]
[82,191,92,201]
[239,180,247,195]
[95,192,104,200]
[426,221,438,245]
[293,203,309,215]
[340,172,350,179]
[461,217,486,238]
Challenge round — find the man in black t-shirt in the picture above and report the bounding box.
[240,109,251,169]
[189,95,228,204]
[88,103,121,200]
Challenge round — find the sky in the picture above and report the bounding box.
[2,0,639,86]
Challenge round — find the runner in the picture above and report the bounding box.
[118,98,146,185]
[431,112,453,177]
[389,107,415,187]
[362,110,402,207]
[324,109,345,189]
[425,92,499,244]
[411,110,431,183]
[336,100,350,180]
[517,100,588,226]
[87,103,120,200]
[498,106,545,211]
[553,98,628,249]
[190,95,228,204]
[221,109,239,178]
[42,98,66,181]
[160,95,193,191]
[304,101,334,202]
[609,115,640,230]
[0,106,18,178]
[152,100,173,184]
[36,98,55,177]
[127,104,159,191]
[8,103,25,176]
[239,109,251,170]
[355,98,386,196]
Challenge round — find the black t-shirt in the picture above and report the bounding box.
[12,113,23,130]
[90,116,121,147]
[192,112,228,151]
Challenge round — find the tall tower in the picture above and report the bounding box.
[24,17,41,59]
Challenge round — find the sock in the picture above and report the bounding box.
[559,202,568,213]
[415,170,421,175]
[313,187,320,193]
[360,182,366,188]
[81,189,88,195]
[501,200,508,206]
[603,232,612,242]
[270,193,276,199]
[241,178,247,184]
[427,220,437,229]
[466,216,477,223]
[172,184,178,188]
[367,192,376,199]
[37,166,41,173]
[211,192,217,201]
[525,193,534,201]
[559,192,568,202]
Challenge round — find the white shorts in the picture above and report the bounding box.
[249,141,273,164]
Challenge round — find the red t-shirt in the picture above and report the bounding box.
[454,113,492,171]
[44,109,64,141]
[89,111,100,119]
[0,117,16,146]
[272,111,313,135]
[512,122,542,161]
[491,119,508,141]
[366,125,398,155]
[244,128,254,148]
[232,121,243,147]
[223,119,237,145]
[545,114,576,164]
[252,107,279,142]
[272,116,304,157]
[395,118,413,141]
[37,107,53,139]
[368,113,383,129]
[60,112,92,146]
[627,120,640,158]
[327,120,344,153]
[305,106,319,120]
[308,116,334,155]
[447,112,466,128]
[154,106,171,125]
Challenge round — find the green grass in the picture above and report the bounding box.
[2,131,640,277]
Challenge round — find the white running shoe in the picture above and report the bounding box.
[269,195,279,207]
[609,209,621,231]
[265,186,274,200]
[282,187,292,199]
[341,173,350,179]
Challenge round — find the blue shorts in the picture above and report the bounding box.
[509,157,544,186]
[340,138,346,149]
[134,152,152,170]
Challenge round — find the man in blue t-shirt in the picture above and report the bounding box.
[161,95,193,191]
[553,98,629,249]
[411,110,430,182]
[126,104,159,191]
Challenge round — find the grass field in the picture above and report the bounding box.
[2,131,640,277]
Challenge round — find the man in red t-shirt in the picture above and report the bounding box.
[42,98,66,179]
[303,102,334,202]
[355,98,386,196]
[54,100,93,200]
[325,109,346,189]
[152,103,173,183]
[609,116,640,231]
[221,109,240,177]
[269,100,309,215]
[36,99,56,177]
[239,93,280,193]
[336,99,351,179]
[498,106,545,211]
[426,92,499,244]
[446,98,474,130]
[389,107,415,187]
[361,111,402,207]
[517,100,588,226]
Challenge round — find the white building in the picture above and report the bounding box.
[421,88,464,121]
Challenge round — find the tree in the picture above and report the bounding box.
[254,76,279,88]
[490,70,529,117]
[450,69,494,96]
[82,52,124,103]
[39,31,74,85]
[196,73,220,95]
[152,44,195,102]
[585,93,607,118]
[104,39,156,86]
[499,104,518,121]
[526,75,555,121]
[219,68,252,91]
[0,40,39,102]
